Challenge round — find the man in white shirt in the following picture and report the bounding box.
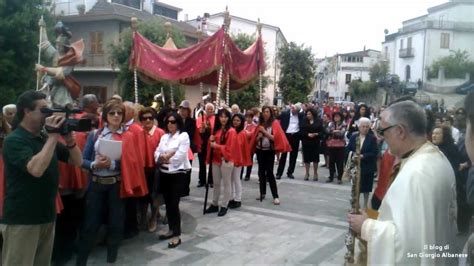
[444,115,460,144]
[276,104,304,179]
[348,100,456,265]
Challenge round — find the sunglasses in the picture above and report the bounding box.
[140,116,154,121]
[167,120,177,124]
[108,111,123,116]
[376,124,398,136]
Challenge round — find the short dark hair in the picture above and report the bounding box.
[164,112,184,132]
[465,92,474,134]
[332,111,343,122]
[434,125,454,146]
[15,90,47,123]
[101,99,126,125]
[139,107,157,122]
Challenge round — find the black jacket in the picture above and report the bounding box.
[182,117,197,153]
[278,110,305,133]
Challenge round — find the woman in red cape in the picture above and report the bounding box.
[138,107,165,232]
[205,109,238,217]
[253,106,291,205]
[242,110,257,181]
[228,113,251,209]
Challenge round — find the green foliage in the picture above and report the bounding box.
[110,18,187,106]
[278,42,315,104]
[228,33,268,110]
[369,61,389,82]
[428,50,474,80]
[0,0,55,107]
[349,80,377,100]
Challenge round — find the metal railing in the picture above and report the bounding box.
[83,53,111,67]
[53,0,84,16]
[402,20,474,33]
[399,48,414,58]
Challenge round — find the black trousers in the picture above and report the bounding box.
[328,147,345,180]
[276,133,300,177]
[198,144,213,185]
[52,194,85,265]
[241,152,254,179]
[77,182,124,265]
[457,171,472,233]
[256,149,279,199]
[161,171,186,236]
[124,198,138,236]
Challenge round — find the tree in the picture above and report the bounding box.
[278,42,315,104]
[0,0,55,107]
[369,60,389,82]
[110,18,187,107]
[428,50,474,81]
[228,33,268,110]
[348,80,377,101]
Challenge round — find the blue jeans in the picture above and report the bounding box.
[76,182,124,265]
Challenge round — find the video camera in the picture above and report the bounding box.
[41,106,92,135]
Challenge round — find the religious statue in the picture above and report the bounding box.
[35,18,84,107]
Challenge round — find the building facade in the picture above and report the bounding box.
[187,13,288,105]
[382,0,474,84]
[52,0,200,103]
[315,49,381,100]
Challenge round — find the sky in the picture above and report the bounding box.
[165,0,446,57]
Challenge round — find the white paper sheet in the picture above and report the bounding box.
[98,139,122,160]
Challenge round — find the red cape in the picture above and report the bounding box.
[127,122,147,168]
[119,128,148,198]
[373,150,396,200]
[251,120,292,154]
[234,130,252,167]
[195,115,215,152]
[145,126,165,168]
[58,133,88,191]
[206,128,239,165]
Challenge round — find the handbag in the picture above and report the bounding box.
[326,138,346,148]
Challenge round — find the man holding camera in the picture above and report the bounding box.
[1,91,82,266]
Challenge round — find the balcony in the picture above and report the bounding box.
[399,48,414,58]
[401,20,474,34]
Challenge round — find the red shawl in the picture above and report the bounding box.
[195,115,215,152]
[251,120,292,154]
[206,128,238,165]
[234,130,252,167]
[119,127,148,198]
[144,126,165,168]
[373,150,396,200]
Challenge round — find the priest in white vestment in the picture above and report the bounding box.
[349,101,457,265]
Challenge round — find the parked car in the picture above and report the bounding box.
[402,82,419,95]
[376,74,400,88]
[455,82,474,94]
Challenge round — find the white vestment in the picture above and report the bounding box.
[360,142,457,265]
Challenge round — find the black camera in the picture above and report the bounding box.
[41,106,92,135]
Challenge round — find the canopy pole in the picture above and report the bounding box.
[216,7,231,108]
[257,19,263,107]
[226,73,230,106]
[170,84,174,107]
[131,17,139,104]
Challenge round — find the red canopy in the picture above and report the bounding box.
[130,27,265,90]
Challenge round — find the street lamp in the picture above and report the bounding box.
[317,72,324,102]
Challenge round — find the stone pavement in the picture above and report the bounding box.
[75,156,467,265]
[78,157,352,265]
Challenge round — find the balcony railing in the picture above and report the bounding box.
[82,53,112,68]
[399,48,414,58]
[401,20,474,33]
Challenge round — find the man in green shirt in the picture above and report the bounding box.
[1,90,82,266]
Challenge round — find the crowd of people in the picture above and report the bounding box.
[0,89,473,265]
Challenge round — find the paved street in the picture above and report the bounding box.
[79,155,352,265]
[78,155,467,265]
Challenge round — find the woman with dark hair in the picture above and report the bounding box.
[254,106,291,205]
[138,107,164,232]
[228,113,251,209]
[241,110,257,181]
[205,109,238,217]
[432,125,460,178]
[154,112,191,248]
[301,108,325,181]
[77,99,127,264]
[347,104,371,139]
[326,112,346,184]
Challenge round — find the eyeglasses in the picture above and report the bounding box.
[376,124,398,136]
[140,116,154,121]
[167,120,177,124]
[108,111,123,116]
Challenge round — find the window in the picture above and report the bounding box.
[400,39,404,49]
[440,33,450,49]
[345,74,352,84]
[154,5,178,20]
[90,32,103,54]
[83,86,107,103]
[112,0,141,10]
[407,37,412,48]
[405,65,411,81]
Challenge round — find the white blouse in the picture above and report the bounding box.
[154,131,192,173]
